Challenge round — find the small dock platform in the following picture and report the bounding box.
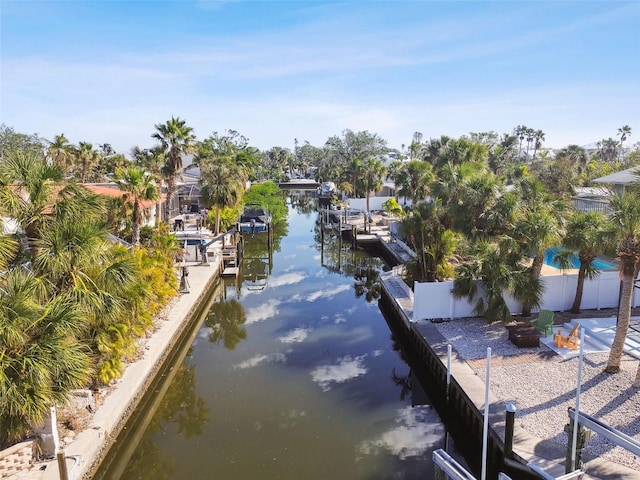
[222,266,239,277]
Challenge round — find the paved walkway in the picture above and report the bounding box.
[1,230,224,480]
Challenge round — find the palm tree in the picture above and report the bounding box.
[617,125,632,146]
[115,167,161,245]
[560,211,607,313]
[131,145,169,226]
[0,149,64,246]
[617,125,632,163]
[531,129,545,160]
[47,134,74,172]
[513,178,565,317]
[0,271,91,447]
[514,125,527,159]
[358,157,386,233]
[453,239,536,323]
[200,157,244,235]
[152,117,196,220]
[401,200,456,282]
[346,157,363,198]
[556,145,589,177]
[75,141,101,183]
[395,160,432,207]
[601,190,640,375]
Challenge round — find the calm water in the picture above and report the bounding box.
[95,199,447,480]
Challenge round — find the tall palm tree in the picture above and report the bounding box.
[531,129,545,160]
[75,141,101,183]
[617,125,632,146]
[131,145,168,226]
[513,178,565,317]
[152,117,196,220]
[358,158,386,233]
[115,167,161,245]
[560,211,607,313]
[401,200,456,282]
[200,157,244,235]
[601,190,640,375]
[47,134,74,172]
[617,125,632,163]
[346,157,363,198]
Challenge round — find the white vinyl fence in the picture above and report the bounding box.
[413,270,628,321]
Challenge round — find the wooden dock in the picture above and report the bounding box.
[222,266,239,277]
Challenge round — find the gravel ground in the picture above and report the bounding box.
[432,318,640,471]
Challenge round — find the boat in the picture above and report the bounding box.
[317,181,337,198]
[238,204,272,233]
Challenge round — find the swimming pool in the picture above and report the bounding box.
[543,247,617,270]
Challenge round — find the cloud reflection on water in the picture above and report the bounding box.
[279,328,311,344]
[310,354,368,391]
[235,352,287,369]
[245,298,281,324]
[358,406,444,460]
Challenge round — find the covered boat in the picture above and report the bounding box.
[238,204,272,233]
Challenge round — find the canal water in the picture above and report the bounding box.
[94,199,449,480]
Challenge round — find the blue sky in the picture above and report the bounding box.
[1,0,639,155]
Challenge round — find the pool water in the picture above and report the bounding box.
[543,247,617,270]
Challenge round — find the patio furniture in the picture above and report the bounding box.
[554,323,580,350]
[507,325,540,348]
[530,310,554,336]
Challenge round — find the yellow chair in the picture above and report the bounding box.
[554,323,580,350]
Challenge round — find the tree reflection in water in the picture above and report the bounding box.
[204,298,247,350]
[353,262,381,302]
[122,357,209,479]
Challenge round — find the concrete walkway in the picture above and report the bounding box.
[1,234,224,480]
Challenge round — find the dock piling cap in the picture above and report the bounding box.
[506,403,516,413]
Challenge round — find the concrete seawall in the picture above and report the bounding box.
[379,273,544,480]
[27,257,223,480]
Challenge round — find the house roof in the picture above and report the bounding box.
[177,183,202,198]
[82,184,163,208]
[592,167,640,186]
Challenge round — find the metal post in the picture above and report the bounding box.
[481,347,491,480]
[504,403,516,459]
[570,328,585,472]
[445,344,451,452]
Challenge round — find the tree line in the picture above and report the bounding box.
[1,118,638,447]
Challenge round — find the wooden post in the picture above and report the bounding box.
[57,451,69,480]
[565,418,587,472]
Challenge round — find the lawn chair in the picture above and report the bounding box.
[530,309,554,336]
[554,323,580,350]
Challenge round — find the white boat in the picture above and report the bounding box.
[317,181,337,198]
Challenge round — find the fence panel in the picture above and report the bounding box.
[414,270,625,321]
